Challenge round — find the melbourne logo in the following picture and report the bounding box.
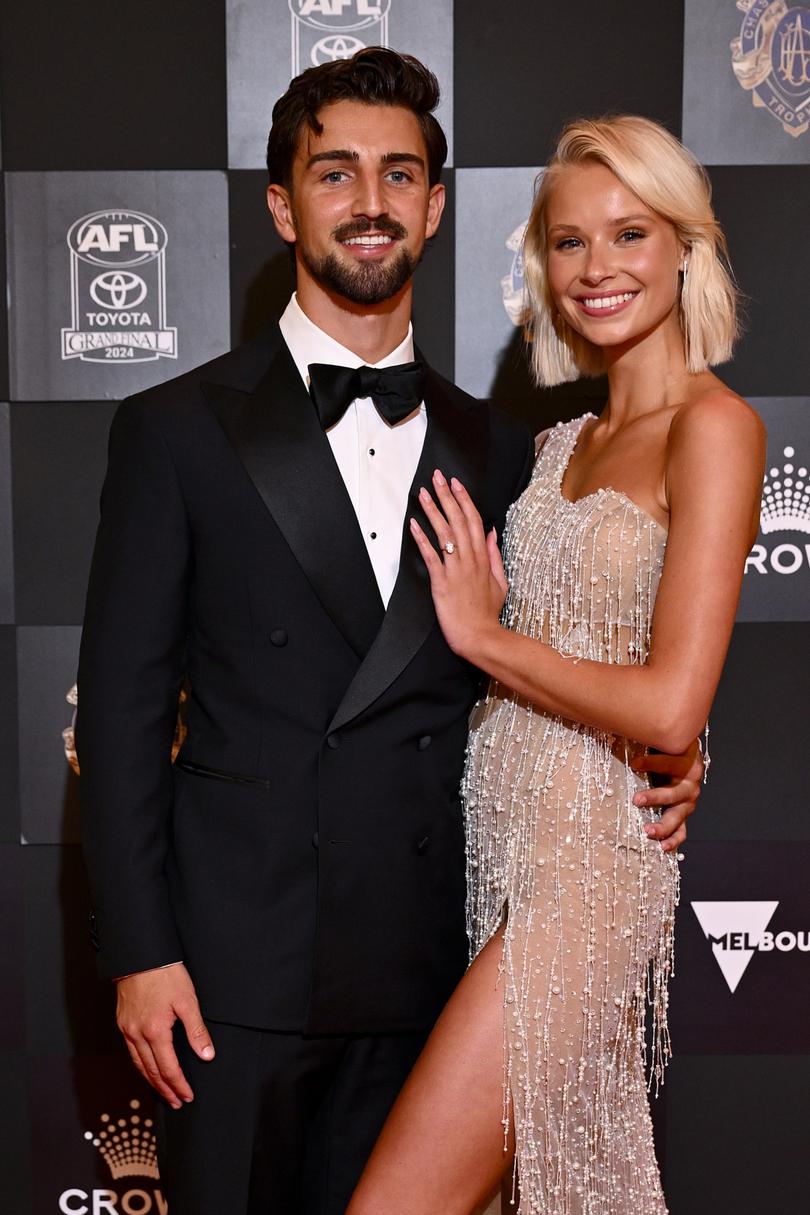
[289,0,391,74]
[692,901,810,992]
[731,1,810,139]
[59,1099,166,1213]
[61,210,177,365]
[745,442,810,576]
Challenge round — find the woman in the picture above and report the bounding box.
[348,116,765,1214]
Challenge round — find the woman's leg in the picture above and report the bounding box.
[347,928,513,1215]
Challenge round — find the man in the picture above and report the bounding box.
[78,48,699,1214]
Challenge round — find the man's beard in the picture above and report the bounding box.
[297,218,419,305]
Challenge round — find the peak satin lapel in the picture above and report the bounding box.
[202,345,384,659]
[329,369,489,733]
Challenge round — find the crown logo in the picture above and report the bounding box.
[760,445,810,535]
[84,1099,159,1180]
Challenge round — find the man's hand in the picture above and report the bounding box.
[630,738,704,854]
[115,962,215,1108]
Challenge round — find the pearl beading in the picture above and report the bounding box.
[463,416,678,1214]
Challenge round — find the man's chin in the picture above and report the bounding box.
[301,248,418,307]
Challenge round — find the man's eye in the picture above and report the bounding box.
[387,170,412,183]
[323,170,348,183]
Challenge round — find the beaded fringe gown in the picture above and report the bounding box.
[463,416,679,1214]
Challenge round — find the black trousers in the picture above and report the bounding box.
[155,1019,429,1214]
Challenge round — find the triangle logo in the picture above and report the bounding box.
[691,901,779,993]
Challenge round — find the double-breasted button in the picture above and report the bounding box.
[417,734,432,751]
[312,831,319,850]
[270,629,288,647]
[416,836,430,855]
[326,734,340,750]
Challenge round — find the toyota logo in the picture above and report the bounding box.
[89,271,147,310]
[310,34,366,64]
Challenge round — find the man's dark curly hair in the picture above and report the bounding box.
[266,47,447,189]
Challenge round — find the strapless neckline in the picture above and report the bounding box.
[557,414,669,536]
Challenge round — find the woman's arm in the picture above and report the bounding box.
[411,393,765,755]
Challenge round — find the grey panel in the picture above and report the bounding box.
[227,0,454,168]
[738,398,810,622]
[683,0,810,164]
[7,171,230,401]
[17,626,81,844]
[455,166,540,399]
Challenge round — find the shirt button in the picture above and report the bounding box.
[370,532,377,540]
[417,734,432,751]
[312,832,320,849]
[269,629,288,647]
[368,448,375,456]
[326,734,340,750]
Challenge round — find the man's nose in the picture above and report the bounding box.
[351,173,385,218]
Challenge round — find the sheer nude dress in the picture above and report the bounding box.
[463,416,679,1214]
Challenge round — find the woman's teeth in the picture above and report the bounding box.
[581,292,637,309]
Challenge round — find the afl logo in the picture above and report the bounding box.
[290,0,391,31]
[61,209,177,365]
[731,1,810,139]
[67,210,167,267]
[289,1,390,75]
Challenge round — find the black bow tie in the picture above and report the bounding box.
[308,361,424,431]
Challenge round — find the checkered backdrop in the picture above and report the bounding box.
[1,2,808,1211]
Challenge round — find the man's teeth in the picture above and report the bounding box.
[343,235,394,246]
[581,292,637,309]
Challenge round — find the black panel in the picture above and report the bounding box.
[455,0,685,167]
[11,403,117,625]
[691,624,810,840]
[0,1,227,170]
[663,1055,810,1214]
[710,166,809,398]
[23,845,118,1056]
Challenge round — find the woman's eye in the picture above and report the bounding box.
[619,228,645,242]
[555,237,581,250]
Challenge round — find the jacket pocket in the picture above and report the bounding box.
[174,758,271,789]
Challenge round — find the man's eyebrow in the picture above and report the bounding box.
[306,149,360,169]
[380,152,425,169]
[305,150,425,170]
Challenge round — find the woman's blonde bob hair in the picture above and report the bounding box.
[523,115,739,387]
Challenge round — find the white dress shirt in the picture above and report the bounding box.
[279,293,427,607]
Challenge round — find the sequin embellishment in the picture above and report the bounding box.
[463,416,678,1213]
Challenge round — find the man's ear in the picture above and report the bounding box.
[425,182,446,240]
[267,184,296,243]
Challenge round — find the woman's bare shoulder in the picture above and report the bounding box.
[671,384,764,439]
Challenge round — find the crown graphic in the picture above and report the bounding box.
[760,445,810,535]
[84,1099,159,1180]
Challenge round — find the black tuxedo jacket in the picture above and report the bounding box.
[77,323,534,1034]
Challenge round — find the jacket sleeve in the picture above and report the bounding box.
[77,395,190,979]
